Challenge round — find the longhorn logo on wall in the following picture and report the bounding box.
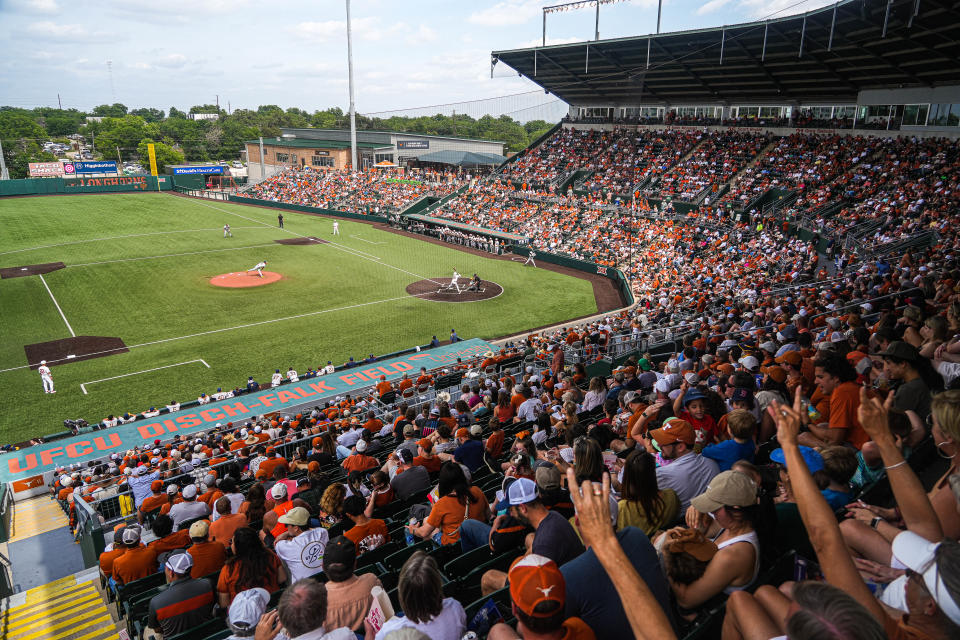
[65,176,148,190]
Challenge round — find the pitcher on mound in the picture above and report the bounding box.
[248,260,267,278]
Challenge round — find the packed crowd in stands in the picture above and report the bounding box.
[42,122,960,640]
[648,130,771,201]
[246,167,463,215]
[501,128,613,188]
[68,244,960,639]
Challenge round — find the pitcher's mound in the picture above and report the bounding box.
[211,271,282,288]
[406,278,503,303]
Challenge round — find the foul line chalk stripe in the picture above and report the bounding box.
[80,359,210,394]
[0,284,500,373]
[38,273,75,337]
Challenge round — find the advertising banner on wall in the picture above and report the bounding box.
[171,165,225,175]
[28,162,65,177]
[73,161,118,174]
[0,338,493,481]
[397,140,429,150]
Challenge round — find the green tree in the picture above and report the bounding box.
[92,115,159,159]
[169,107,188,119]
[189,104,222,115]
[130,107,165,123]
[137,138,184,173]
[92,103,128,117]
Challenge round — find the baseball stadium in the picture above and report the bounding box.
[0,0,959,639]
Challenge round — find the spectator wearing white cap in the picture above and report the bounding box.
[168,483,210,530]
[274,506,330,582]
[225,587,269,639]
[148,553,215,638]
[112,526,157,585]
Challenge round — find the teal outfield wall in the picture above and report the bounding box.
[228,195,390,224]
[0,176,172,196]
[0,339,494,483]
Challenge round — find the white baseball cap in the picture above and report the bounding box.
[892,531,960,625]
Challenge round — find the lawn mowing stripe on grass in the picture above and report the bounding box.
[65,242,276,268]
[181,197,446,286]
[0,227,264,258]
[38,274,75,337]
[0,286,498,373]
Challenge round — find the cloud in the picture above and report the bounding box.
[290,16,391,42]
[407,24,437,44]
[516,35,583,48]
[469,1,543,27]
[697,0,732,15]
[5,0,60,13]
[24,21,117,43]
[737,0,836,19]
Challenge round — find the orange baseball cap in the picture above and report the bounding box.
[775,351,802,367]
[417,438,433,452]
[509,554,566,618]
[455,428,470,439]
[649,419,695,446]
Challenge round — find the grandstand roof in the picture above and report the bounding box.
[245,138,389,149]
[491,0,960,105]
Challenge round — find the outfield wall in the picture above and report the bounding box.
[0,176,172,196]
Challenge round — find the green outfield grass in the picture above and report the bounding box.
[0,193,597,444]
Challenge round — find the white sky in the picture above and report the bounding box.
[0,0,837,120]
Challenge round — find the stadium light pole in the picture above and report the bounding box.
[345,0,358,171]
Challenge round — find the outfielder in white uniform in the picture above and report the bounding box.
[524,251,537,267]
[38,360,55,393]
[332,221,340,235]
[223,224,232,238]
[248,261,267,278]
[448,270,462,293]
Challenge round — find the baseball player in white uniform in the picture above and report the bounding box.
[248,260,267,278]
[271,369,283,387]
[448,270,462,293]
[332,221,340,236]
[38,360,55,393]
[223,224,232,238]
[524,250,537,267]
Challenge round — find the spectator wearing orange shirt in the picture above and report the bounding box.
[342,495,389,554]
[258,448,288,479]
[99,528,128,579]
[148,515,191,559]
[375,376,393,398]
[113,527,158,585]
[397,373,414,393]
[341,440,378,474]
[197,474,222,508]
[362,411,383,435]
[799,350,868,449]
[416,367,433,387]
[209,497,248,546]
[138,480,167,524]
[413,439,443,473]
[186,520,227,579]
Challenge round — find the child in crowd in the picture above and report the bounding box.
[700,409,757,471]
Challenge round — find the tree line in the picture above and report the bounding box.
[0,103,554,179]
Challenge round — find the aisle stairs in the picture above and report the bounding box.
[1,570,120,640]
